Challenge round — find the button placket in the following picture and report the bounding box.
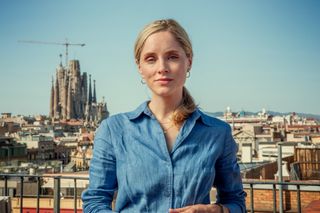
[166,160,173,209]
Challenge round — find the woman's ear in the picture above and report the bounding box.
[139,70,144,78]
[137,66,143,76]
[188,56,193,70]
[136,59,143,74]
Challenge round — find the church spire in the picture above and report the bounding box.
[50,76,54,118]
[67,76,73,119]
[88,74,92,105]
[59,54,63,67]
[54,73,60,118]
[93,79,97,103]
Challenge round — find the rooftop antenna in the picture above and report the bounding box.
[18,38,85,67]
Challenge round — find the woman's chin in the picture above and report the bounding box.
[149,84,184,97]
[151,88,181,98]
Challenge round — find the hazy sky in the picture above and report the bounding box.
[1,0,319,116]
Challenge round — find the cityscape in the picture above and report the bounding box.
[1,58,319,212]
[1,1,320,213]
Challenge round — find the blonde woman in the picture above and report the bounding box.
[82,19,246,213]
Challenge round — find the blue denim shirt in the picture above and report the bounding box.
[82,101,246,213]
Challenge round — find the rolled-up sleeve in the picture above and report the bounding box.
[214,126,247,213]
[82,119,117,213]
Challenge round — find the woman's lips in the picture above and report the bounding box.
[155,78,173,85]
[156,78,173,82]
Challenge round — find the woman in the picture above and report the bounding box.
[82,19,246,213]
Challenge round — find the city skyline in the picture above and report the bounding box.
[1,1,320,116]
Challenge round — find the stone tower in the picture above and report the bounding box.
[50,59,109,122]
[49,77,54,118]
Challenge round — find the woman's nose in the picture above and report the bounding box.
[157,58,169,74]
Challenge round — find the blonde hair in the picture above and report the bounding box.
[134,19,196,125]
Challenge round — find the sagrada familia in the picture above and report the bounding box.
[49,60,109,124]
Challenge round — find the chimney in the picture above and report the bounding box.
[274,161,290,181]
[241,143,252,163]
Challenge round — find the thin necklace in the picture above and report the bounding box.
[159,121,171,125]
[162,124,174,134]
[158,119,174,134]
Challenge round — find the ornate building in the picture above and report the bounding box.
[50,60,109,123]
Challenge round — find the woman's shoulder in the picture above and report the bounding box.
[99,102,148,127]
[99,112,131,127]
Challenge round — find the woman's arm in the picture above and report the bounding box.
[213,126,247,212]
[81,120,117,213]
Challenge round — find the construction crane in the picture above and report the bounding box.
[18,39,85,67]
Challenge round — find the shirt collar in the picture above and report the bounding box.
[191,109,214,127]
[127,101,214,127]
[127,101,152,120]
[196,110,216,127]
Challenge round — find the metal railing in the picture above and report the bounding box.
[1,173,320,213]
[0,173,88,213]
[242,179,320,213]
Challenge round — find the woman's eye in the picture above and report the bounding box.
[168,55,179,60]
[145,57,155,63]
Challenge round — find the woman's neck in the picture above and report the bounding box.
[148,94,182,122]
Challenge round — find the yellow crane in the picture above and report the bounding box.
[18,39,85,67]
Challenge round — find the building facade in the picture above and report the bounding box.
[49,60,109,123]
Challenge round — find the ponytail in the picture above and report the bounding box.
[172,87,197,126]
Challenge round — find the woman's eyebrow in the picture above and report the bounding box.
[142,49,180,57]
[165,50,180,55]
[141,52,155,57]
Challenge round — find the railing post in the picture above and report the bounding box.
[37,176,41,213]
[297,184,301,213]
[74,178,77,213]
[20,176,24,213]
[250,183,254,213]
[278,142,283,213]
[54,176,61,213]
[272,184,276,213]
[4,175,8,196]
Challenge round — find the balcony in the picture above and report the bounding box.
[0,173,320,213]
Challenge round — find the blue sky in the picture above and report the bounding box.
[1,0,319,116]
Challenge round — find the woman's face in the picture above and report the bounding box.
[138,31,192,98]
